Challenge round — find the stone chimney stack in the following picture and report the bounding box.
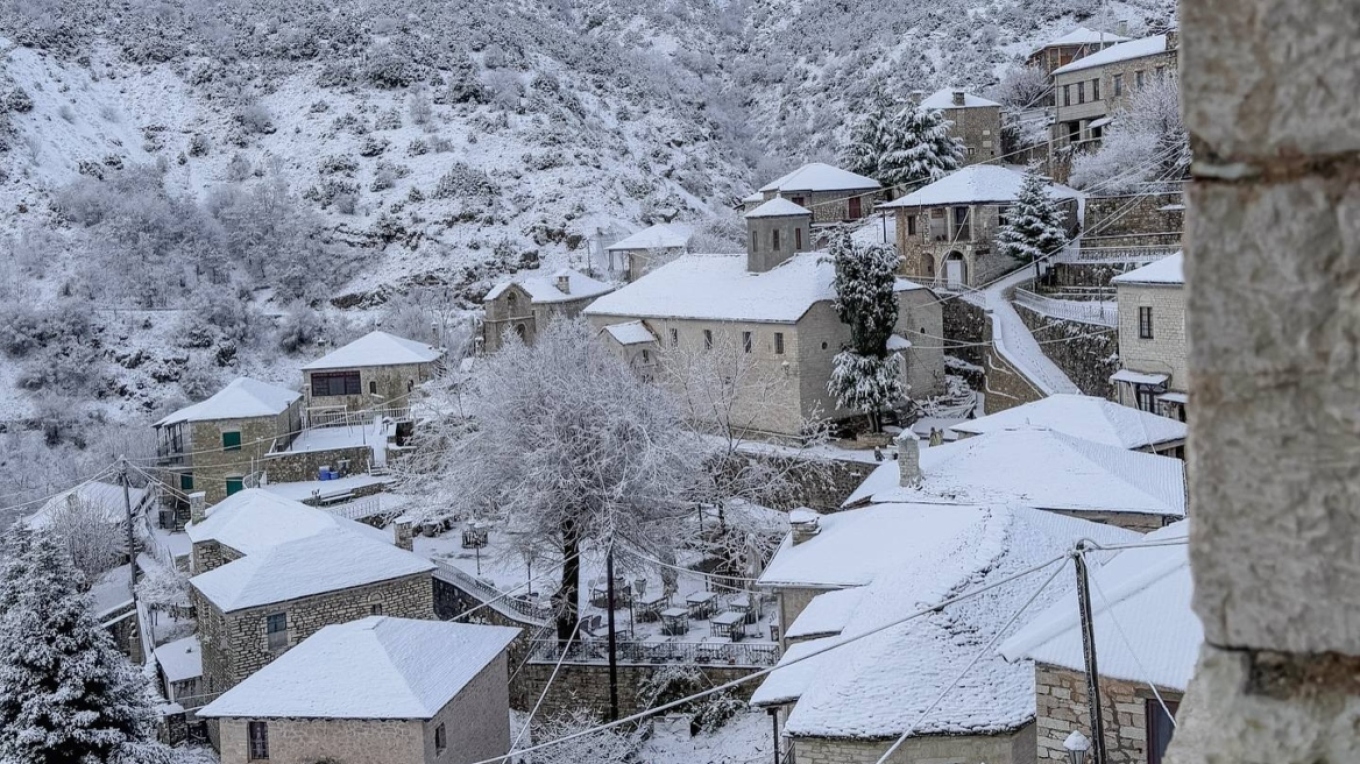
[909,89,925,105]
[896,433,922,487]
[189,491,208,525]
[1116,19,1129,36]
[555,272,571,295]
[393,515,414,552]
[789,508,821,546]
[952,89,966,107]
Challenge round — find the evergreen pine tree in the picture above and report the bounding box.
[0,532,172,764]
[825,233,906,431]
[877,105,964,192]
[996,171,1070,265]
[841,93,893,179]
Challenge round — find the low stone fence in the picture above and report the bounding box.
[1012,303,1120,399]
[526,638,779,668]
[260,445,374,483]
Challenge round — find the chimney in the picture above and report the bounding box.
[555,273,571,295]
[393,515,414,552]
[1115,20,1129,36]
[789,508,821,546]
[952,89,966,107]
[188,491,207,525]
[1164,29,1177,51]
[909,89,924,105]
[896,433,921,487]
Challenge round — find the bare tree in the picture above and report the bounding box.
[44,495,126,588]
[401,318,707,640]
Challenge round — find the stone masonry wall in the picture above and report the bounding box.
[422,653,512,764]
[187,410,296,505]
[217,717,425,764]
[942,296,987,367]
[512,661,759,720]
[981,314,1047,415]
[792,724,1036,764]
[304,361,435,415]
[1115,283,1187,393]
[1013,303,1120,399]
[943,104,1003,165]
[1035,663,1182,764]
[198,573,434,694]
[261,444,375,483]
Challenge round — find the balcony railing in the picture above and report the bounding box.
[1013,288,1118,328]
[527,638,780,668]
[433,561,554,625]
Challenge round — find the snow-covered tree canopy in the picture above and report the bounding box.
[842,101,965,195]
[826,233,906,429]
[995,170,1069,264]
[0,528,171,764]
[1069,76,1189,193]
[402,318,709,639]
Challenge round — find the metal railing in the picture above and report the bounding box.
[305,406,410,429]
[1013,288,1118,327]
[527,638,780,668]
[433,561,554,625]
[1062,245,1179,264]
[323,496,384,520]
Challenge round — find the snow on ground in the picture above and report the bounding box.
[636,709,774,764]
[976,267,1082,395]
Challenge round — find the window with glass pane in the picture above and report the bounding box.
[266,613,287,650]
[248,721,269,760]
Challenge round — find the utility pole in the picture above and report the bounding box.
[1074,545,1107,764]
[119,456,137,592]
[605,545,620,721]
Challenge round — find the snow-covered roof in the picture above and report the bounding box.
[26,481,150,530]
[784,587,864,641]
[156,377,300,427]
[606,223,692,252]
[1053,34,1173,75]
[584,252,927,325]
[845,429,1186,518]
[742,191,766,204]
[759,163,881,193]
[186,489,389,557]
[482,267,615,305]
[301,331,443,371]
[752,503,1138,738]
[949,394,1186,449]
[191,527,434,612]
[601,321,656,346]
[1000,522,1200,691]
[1036,26,1131,52]
[919,88,1001,110]
[745,197,813,219]
[199,617,519,719]
[881,165,1082,208]
[1112,252,1184,285]
[155,635,203,684]
[1110,369,1170,386]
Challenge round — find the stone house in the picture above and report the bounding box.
[199,617,519,764]
[919,88,1003,165]
[1000,522,1196,764]
[186,490,435,697]
[605,223,692,282]
[842,429,1187,531]
[1027,26,1131,75]
[1052,32,1179,150]
[883,165,1082,289]
[155,377,304,507]
[480,267,614,353]
[752,462,1138,764]
[754,162,883,224]
[301,331,444,422]
[1111,253,1186,421]
[154,635,204,708]
[584,198,945,437]
[949,394,1186,457]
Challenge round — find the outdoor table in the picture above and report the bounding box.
[710,610,745,640]
[636,592,669,622]
[686,591,717,619]
[660,607,689,636]
[730,594,756,624]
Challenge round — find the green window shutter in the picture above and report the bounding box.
[180,473,194,491]
[222,431,242,451]
[225,477,244,496]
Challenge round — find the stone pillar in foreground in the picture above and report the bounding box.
[1170,1,1360,762]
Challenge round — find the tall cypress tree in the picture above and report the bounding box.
[826,233,906,432]
[0,532,171,764]
[996,171,1070,265]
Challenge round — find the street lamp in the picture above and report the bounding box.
[1064,730,1091,764]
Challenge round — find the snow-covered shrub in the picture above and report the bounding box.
[440,54,487,105]
[316,61,357,88]
[42,495,127,587]
[406,137,429,156]
[409,91,433,126]
[225,153,252,182]
[364,42,419,88]
[309,100,330,114]
[374,108,403,130]
[4,87,34,113]
[176,289,263,350]
[484,70,524,111]
[318,154,359,176]
[518,708,638,764]
[1069,77,1188,193]
[334,191,358,214]
[187,133,210,157]
[0,302,94,359]
[991,64,1050,107]
[178,354,227,400]
[429,135,455,153]
[358,135,389,157]
[235,102,276,135]
[276,303,332,354]
[432,163,497,200]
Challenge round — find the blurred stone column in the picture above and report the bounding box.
[1170,1,1360,762]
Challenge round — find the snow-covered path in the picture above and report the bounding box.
[965,268,1082,396]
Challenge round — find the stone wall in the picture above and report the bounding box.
[1047,262,1148,288]
[942,104,1003,165]
[1167,4,1360,762]
[1044,507,1175,533]
[190,541,243,576]
[304,360,435,415]
[981,314,1047,415]
[1114,283,1186,395]
[216,717,424,764]
[1082,190,1185,250]
[183,406,300,505]
[512,661,760,720]
[196,573,435,694]
[422,653,512,764]
[749,456,876,512]
[942,296,988,367]
[261,444,375,483]
[1013,303,1120,399]
[1035,663,1182,764]
[791,724,1035,764]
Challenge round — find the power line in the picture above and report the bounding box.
[0,463,121,518]
[463,551,1071,764]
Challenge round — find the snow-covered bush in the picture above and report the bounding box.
[178,354,227,400]
[406,137,429,156]
[432,162,497,200]
[358,135,389,157]
[42,495,127,587]
[318,154,359,176]
[1069,77,1188,193]
[225,153,253,181]
[235,102,276,135]
[991,63,1050,107]
[0,301,94,359]
[374,108,403,130]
